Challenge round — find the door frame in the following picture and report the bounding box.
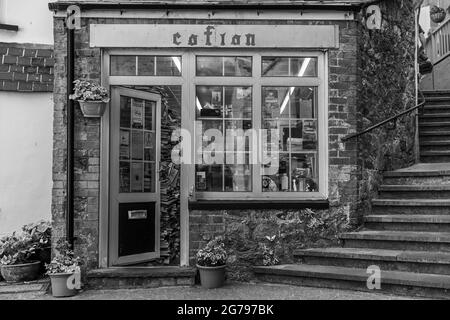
[108,87,161,266]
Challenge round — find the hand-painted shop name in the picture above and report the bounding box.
[172,26,256,47]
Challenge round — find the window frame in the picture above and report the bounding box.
[105,49,328,201]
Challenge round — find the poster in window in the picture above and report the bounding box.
[264,89,279,118]
[196,171,207,191]
[131,162,144,192]
[211,90,222,107]
[131,100,144,129]
[144,132,154,149]
[144,163,154,192]
[120,146,130,160]
[120,130,130,145]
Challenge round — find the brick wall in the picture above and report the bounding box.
[0,43,54,92]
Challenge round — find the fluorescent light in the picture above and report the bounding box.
[280,58,312,114]
[172,57,182,73]
[196,98,202,111]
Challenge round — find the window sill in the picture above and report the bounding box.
[0,24,19,32]
[188,199,329,210]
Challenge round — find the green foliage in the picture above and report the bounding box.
[197,236,228,267]
[70,79,109,102]
[0,220,51,266]
[45,239,82,275]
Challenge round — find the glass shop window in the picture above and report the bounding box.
[195,55,321,196]
[110,55,182,76]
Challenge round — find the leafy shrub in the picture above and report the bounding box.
[196,237,228,267]
[0,220,51,266]
[45,239,82,275]
[69,79,109,102]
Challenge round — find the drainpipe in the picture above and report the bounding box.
[66,27,75,247]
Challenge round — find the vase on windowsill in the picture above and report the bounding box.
[196,237,228,289]
[70,79,110,118]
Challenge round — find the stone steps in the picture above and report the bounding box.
[372,199,450,215]
[382,169,450,185]
[420,151,450,163]
[378,185,450,199]
[364,215,450,232]
[293,247,450,275]
[420,141,450,152]
[422,105,450,114]
[86,267,196,289]
[419,131,450,142]
[423,96,450,105]
[420,114,450,122]
[340,231,450,252]
[254,264,450,299]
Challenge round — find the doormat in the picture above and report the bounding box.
[0,279,49,294]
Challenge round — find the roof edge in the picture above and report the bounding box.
[49,1,368,12]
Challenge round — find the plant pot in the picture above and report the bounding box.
[78,100,107,118]
[197,264,226,289]
[0,261,41,283]
[49,273,78,298]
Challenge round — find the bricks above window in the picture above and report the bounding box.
[0,43,54,92]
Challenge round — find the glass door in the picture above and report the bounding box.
[109,87,161,266]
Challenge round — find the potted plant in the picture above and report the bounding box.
[0,233,41,282]
[22,220,52,273]
[46,240,82,298]
[69,79,110,118]
[196,237,228,289]
[430,5,447,24]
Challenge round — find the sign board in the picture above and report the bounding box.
[90,24,339,49]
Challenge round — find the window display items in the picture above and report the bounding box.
[131,100,144,129]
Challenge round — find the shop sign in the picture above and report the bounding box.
[90,24,339,48]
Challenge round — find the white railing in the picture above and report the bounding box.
[425,18,450,64]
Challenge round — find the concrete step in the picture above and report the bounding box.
[420,141,450,152]
[254,264,450,299]
[365,215,450,232]
[86,267,196,289]
[422,105,450,114]
[379,185,450,199]
[420,151,450,163]
[419,131,450,141]
[382,166,450,185]
[424,96,450,104]
[422,90,450,97]
[372,199,450,215]
[294,247,450,275]
[340,231,450,252]
[419,114,450,122]
[419,122,450,131]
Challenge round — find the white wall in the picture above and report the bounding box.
[0,0,53,44]
[0,92,54,236]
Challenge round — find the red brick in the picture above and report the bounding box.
[17,56,32,66]
[38,66,53,74]
[13,72,27,81]
[18,81,33,91]
[23,49,37,57]
[45,58,56,67]
[32,82,50,92]
[2,81,19,91]
[36,49,53,58]
[7,47,24,56]
[9,65,24,73]
[41,74,54,83]
[2,55,17,64]
[27,74,41,82]
[0,72,12,80]
[25,66,38,73]
[31,57,45,67]
[0,65,9,72]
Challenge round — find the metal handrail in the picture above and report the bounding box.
[341,91,426,142]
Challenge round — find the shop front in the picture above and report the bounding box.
[49,1,365,280]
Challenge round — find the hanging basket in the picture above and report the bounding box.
[430,5,446,24]
[78,100,108,118]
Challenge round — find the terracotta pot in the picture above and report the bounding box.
[197,264,226,289]
[0,261,41,282]
[78,100,107,118]
[49,273,78,298]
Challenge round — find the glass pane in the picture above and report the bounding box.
[262,153,290,192]
[120,130,130,160]
[224,87,252,119]
[225,165,252,192]
[196,86,223,118]
[262,120,290,152]
[290,87,317,119]
[197,56,223,76]
[225,120,252,154]
[291,154,318,192]
[262,57,317,77]
[196,165,223,192]
[111,56,136,76]
[119,162,130,193]
[138,56,155,76]
[131,162,144,192]
[262,87,289,118]
[196,56,252,77]
[224,56,252,77]
[156,56,182,76]
[144,132,155,161]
